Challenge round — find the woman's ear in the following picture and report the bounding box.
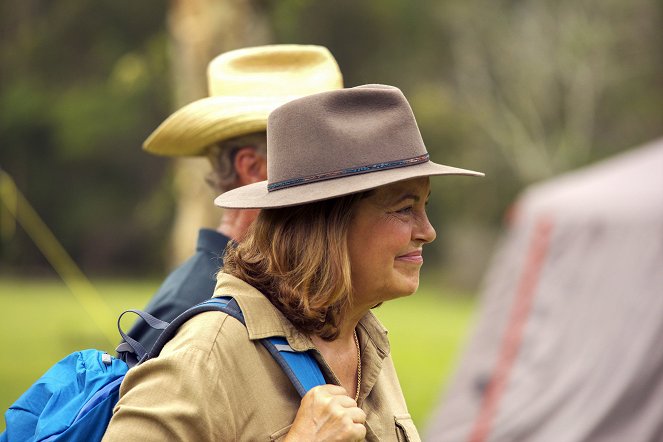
[233,146,267,186]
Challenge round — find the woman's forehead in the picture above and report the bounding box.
[370,177,431,204]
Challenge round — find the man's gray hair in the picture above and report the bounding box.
[205,132,267,193]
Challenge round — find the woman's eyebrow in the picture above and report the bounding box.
[396,189,431,202]
[391,193,420,205]
[381,188,431,206]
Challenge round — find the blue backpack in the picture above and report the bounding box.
[1,297,325,442]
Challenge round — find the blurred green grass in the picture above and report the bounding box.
[0,277,476,431]
[373,285,477,428]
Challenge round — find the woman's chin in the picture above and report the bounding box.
[393,279,420,300]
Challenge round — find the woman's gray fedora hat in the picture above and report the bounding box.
[215,84,483,209]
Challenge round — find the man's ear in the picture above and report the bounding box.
[233,146,267,186]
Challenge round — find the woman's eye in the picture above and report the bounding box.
[395,206,413,214]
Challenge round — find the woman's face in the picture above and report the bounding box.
[347,177,436,307]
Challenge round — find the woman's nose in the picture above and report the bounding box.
[415,211,436,244]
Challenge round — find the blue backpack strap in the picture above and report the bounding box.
[124,296,326,397]
[261,336,327,397]
[145,297,238,361]
[211,297,325,397]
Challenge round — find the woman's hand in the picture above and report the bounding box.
[285,384,367,441]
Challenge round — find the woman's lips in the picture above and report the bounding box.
[396,250,423,264]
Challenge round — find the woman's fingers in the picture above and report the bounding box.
[287,384,367,441]
[347,406,366,424]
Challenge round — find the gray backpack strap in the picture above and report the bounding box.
[116,310,169,366]
[145,297,241,360]
[116,298,241,367]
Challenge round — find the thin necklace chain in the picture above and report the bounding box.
[353,329,361,402]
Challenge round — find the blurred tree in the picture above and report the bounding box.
[0,0,172,275]
[166,0,272,267]
[442,0,663,182]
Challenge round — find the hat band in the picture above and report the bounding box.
[267,153,430,192]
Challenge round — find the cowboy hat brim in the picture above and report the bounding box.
[214,160,484,209]
[143,95,300,156]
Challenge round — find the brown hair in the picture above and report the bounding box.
[222,192,367,340]
[205,132,267,193]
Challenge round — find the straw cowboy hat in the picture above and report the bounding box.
[215,84,484,209]
[143,44,343,156]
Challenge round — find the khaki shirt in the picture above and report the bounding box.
[104,273,420,441]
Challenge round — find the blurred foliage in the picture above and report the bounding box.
[1,0,662,287]
[1,0,173,275]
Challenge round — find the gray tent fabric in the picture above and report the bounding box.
[426,139,663,442]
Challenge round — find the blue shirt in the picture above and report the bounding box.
[126,229,230,352]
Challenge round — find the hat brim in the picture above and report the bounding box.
[214,161,484,209]
[143,95,299,156]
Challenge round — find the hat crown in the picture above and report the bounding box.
[208,45,343,98]
[215,83,483,208]
[144,45,343,156]
[266,85,428,188]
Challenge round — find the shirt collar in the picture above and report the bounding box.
[213,272,390,356]
[196,229,231,255]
